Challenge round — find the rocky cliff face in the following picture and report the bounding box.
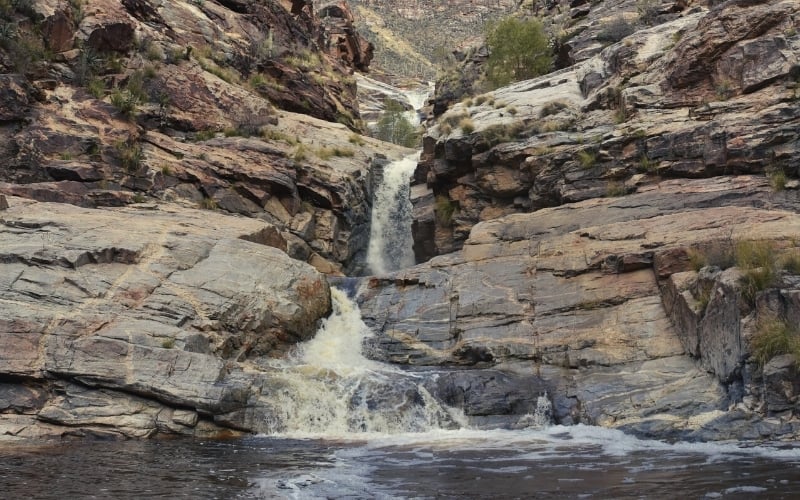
[0,195,332,439]
[345,0,517,78]
[0,0,412,275]
[352,0,800,441]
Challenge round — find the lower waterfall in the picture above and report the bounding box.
[366,153,421,275]
[262,288,467,436]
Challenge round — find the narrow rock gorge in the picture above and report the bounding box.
[1,0,800,444]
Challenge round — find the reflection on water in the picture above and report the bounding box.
[2,426,800,499]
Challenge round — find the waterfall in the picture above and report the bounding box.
[366,153,421,275]
[263,288,466,436]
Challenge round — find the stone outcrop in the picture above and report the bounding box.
[417,0,800,260]
[358,176,800,440]
[0,0,412,274]
[0,195,331,440]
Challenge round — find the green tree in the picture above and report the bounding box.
[485,17,552,89]
[374,99,420,148]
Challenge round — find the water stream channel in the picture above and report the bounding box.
[3,84,800,499]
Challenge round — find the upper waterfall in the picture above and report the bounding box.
[366,152,421,275]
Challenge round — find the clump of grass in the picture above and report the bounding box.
[751,315,800,367]
[781,251,800,274]
[768,169,787,191]
[540,119,568,132]
[199,197,217,210]
[194,129,217,141]
[481,122,525,147]
[507,106,518,116]
[736,239,777,304]
[695,281,713,313]
[348,133,365,146]
[115,140,143,171]
[638,155,657,173]
[576,149,596,168]
[87,77,105,99]
[474,95,488,105]
[540,100,568,118]
[434,195,457,226]
[459,117,475,134]
[687,240,736,271]
[262,128,298,145]
[462,97,474,107]
[715,79,734,101]
[109,88,140,118]
[442,112,468,128]
[605,181,627,197]
[161,338,175,349]
[293,143,308,162]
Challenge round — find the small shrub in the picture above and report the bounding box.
[116,141,143,171]
[194,129,216,141]
[507,106,518,116]
[462,97,474,107]
[145,42,163,61]
[768,169,787,191]
[638,155,657,173]
[86,77,105,98]
[481,122,525,147]
[687,241,735,271]
[443,112,469,128]
[751,315,800,367]
[474,95,488,106]
[348,133,365,146]
[332,146,355,157]
[293,144,308,162]
[199,197,217,210]
[459,117,476,134]
[262,128,296,145]
[160,164,172,176]
[59,152,73,161]
[485,16,552,88]
[605,181,627,197]
[736,239,777,304]
[781,251,800,274]
[540,100,568,118]
[132,193,146,203]
[597,16,636,44]
[715,79,734,101]
[161,338,175,349]
[315,147,334,160]
[576,150,596,168]
[540,119,568,132]
[695,282,713,313]
[435,195,457,226]
[109,89,139,118]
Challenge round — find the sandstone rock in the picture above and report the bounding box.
[0,197,332,437]
[358,174,800,440]
[42,9,74,53]
[0,75,32,122]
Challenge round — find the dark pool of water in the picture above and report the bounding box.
[2,427,799,499]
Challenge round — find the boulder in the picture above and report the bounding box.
[0,197,331,437]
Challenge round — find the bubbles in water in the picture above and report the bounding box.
[262,288,464,437]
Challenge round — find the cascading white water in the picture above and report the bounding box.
[263,288,467,436]
[366,153,421,275]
